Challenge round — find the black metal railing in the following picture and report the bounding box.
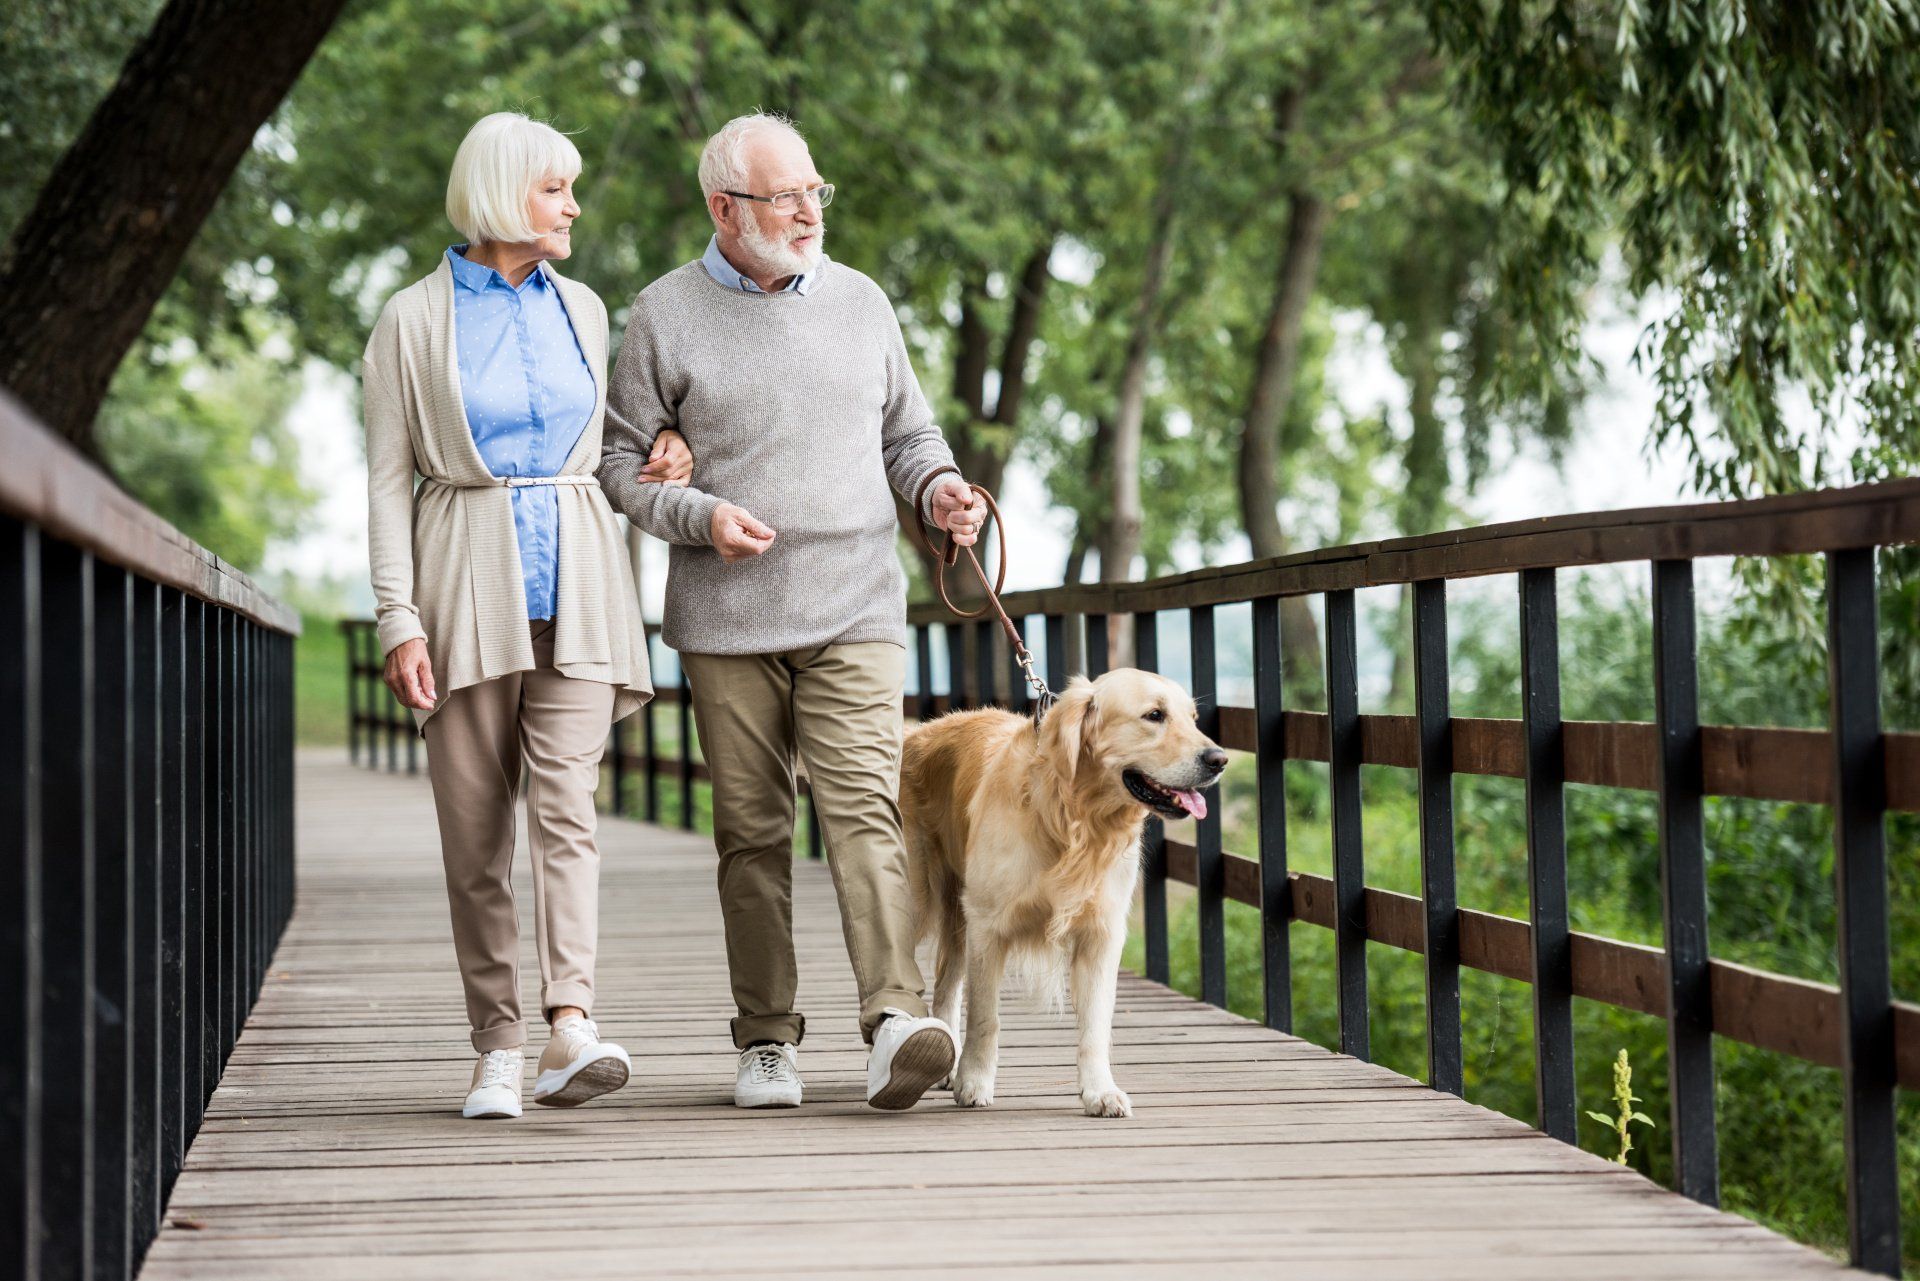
[1,394,298,1281]
[341,478,1915,1275]
[343,622,825,859]
[898,480,1916,1277]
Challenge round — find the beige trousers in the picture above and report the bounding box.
[680,642,928,1048]
[422,619,613,1051]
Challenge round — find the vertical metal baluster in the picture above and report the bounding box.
[1007,615,1031,715]
[642,636,660,823]
[975,618,996,708]
[1652,560,1717,1201]
[158,590,183,1207]
[1251,594,1291,1033]
[181,600,206,1154]
[947,621,969,711]
[1325,588,1369,1060]
[1086,614,1110,679]
[38,540,95,1281]
[342,621,358,764]
[677,655,694,831]
[1044,614,1068,692]
[1413,579,1461,1096]
[1191,605,1225,1008]
[608,716,626,817]
[1,519,41,1281]
[1519,567,1574,1141]
[91,566,132,1280]
[129,579,160,1259]
[1824,548,1900,1276]
[1133,611,1168,985]
[203,609,222,1104]
[915,625,935,720]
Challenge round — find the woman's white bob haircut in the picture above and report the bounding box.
[445,112,582,246]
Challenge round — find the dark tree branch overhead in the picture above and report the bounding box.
[0,0,351,459]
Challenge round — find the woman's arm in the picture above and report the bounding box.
[363,315,435,710]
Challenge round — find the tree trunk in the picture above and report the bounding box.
[1387,321,1447,707]
[1100,183,1179,585]
[0,0,352,458]
[1235,190,1331,696]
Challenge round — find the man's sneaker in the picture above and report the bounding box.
[531,1016,631,1108]
[866,1008,956,1111]
[463,1047,524,1119]
[734,1043,803,1108]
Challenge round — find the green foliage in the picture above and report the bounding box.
[1424,0,1920,497]
[93,327,315,572]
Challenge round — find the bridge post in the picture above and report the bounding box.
[1412,579,1461,1097]
[1251,594,1291,1034]
[1519,567,1575,1143]
[1325,587,1368,1061]
[1824,547,1900,1277]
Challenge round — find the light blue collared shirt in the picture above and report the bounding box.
[699,234,820,296]
[446,245,596,621]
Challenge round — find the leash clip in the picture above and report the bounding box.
[908,466,1057,720]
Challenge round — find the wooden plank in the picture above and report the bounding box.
[138,751,1874,1279]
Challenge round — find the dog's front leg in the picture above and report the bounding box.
[1070,923,1131,1117]
[950,924,1006,1108]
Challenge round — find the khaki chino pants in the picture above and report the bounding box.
[422,619,613,1051]
[680,641,929,1048]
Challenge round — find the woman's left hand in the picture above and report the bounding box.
[639,429,693,486]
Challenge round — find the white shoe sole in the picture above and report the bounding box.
[868,1025,956,1111]
[463,1094,521,1120]
[532,1046,632,1107]
[734,1081,802,1109]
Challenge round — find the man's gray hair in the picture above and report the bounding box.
[698,112,805,203]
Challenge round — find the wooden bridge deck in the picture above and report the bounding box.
[138,750,1863,1279]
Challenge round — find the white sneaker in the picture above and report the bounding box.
[463,1047,524,1119]
[867,1008,956,1111]
[532,1016,632,1107]
[734,1043,803,1108]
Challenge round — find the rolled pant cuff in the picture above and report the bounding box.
[471,1020,527,1053]
[541,981,595,1022]
[860,990,929,1044]
[731,1012,806,1049]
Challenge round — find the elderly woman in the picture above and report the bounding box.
[362,112,689,1119]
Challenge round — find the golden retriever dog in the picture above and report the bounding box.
[900,669,1226,1118]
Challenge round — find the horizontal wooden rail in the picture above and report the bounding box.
[910,477,1920,623]
[0,390,299,635]
[1158,838,1920,1089]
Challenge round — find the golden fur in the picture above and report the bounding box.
[900,668,1224,1117]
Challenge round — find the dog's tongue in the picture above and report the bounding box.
[1173,789,1208,820]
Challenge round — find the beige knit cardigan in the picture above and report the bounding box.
[362,256,653,728]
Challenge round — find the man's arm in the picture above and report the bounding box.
[878,306,963,521]
[597,297,726,545]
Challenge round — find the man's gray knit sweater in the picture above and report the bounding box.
[597,258,961,656]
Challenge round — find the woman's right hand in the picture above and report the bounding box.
[384,637,437,710]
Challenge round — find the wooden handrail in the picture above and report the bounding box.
[911,476,1920,623]
[0,389,299,635]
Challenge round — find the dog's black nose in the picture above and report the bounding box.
[1200,747,1228,773]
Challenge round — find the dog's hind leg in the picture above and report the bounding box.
[950,922,1006,1109]
[1069,919,1131,1118]
[929,887,967,1086]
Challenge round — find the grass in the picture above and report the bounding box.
[295,613,350,746]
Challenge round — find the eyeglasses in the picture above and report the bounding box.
[723,183,835,214]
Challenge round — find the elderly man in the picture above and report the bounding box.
[598,113,986,1111]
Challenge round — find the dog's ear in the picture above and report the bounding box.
[1041,677,1099,781]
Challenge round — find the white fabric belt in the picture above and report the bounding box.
[502,474,598,488]
[427,474,599,489]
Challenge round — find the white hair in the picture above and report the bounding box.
[698,112,805,209]
[445,112,582,245]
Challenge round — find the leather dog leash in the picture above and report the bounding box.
[909,465,1057,718]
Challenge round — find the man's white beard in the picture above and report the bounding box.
[737,214,823,279]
